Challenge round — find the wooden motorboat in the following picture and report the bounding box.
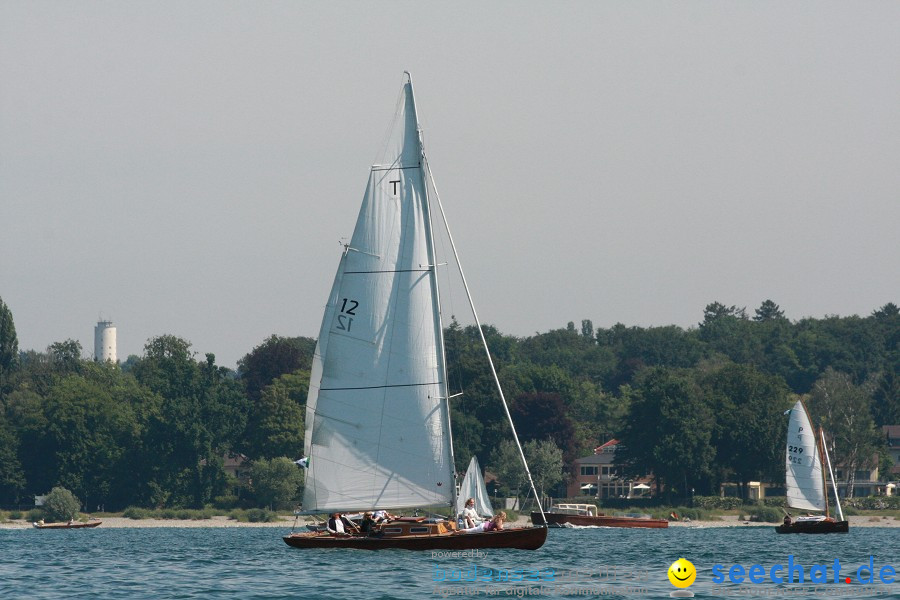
[33,519,102,529]
[283,517,547,550]
[531,504,668,529]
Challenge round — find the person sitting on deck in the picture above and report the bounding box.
[373,510,395,524]
[461,498,482,529]
[359,512,378,534]
[783,514,792,527]
[455,511,505,534]
[326,512,359,536]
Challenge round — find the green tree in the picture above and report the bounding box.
[489,439,527,501]
[597,323,705,389]
[248,457,303,510]
[523,438,564,499]
[42,486,81,522]
[48,339,84,374]
[238,335,315,403]
[41,373,140,510]
[872,366,900,427]
[870,303,899,426]
[133,336,247,507]
[519,326,616,385]
[618,368,716,498]
[809,369,881,497]
[510,391,577,464]
[0,415,25,504]
[581,319,594,339]
[5,387,53,496]
[698,302,760,364]
[702,363,791,497]
[754,299,786,322]
[0,296,18,406]
[243,370,307,459]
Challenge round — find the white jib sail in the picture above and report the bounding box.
[456,456,494,519]
[301,78,454,513]
[785,400,826,512]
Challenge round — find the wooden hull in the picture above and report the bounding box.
[531,511,668,529]
[33,520,102,529]
[775,520,849,534]
[283,526,547,550]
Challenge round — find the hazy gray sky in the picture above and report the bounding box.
[2,1,898,369]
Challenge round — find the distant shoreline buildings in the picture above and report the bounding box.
[94,320,117,362]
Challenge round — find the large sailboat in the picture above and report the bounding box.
[283,74,547,550]
[775,400,849,534]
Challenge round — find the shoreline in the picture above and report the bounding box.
[2,514,897,529]
[0,515,303,529]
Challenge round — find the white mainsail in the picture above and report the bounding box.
[456,456,494,519]
[784,400,827,512]
[301,77,455,513]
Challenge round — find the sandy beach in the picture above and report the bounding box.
[3,514,897,530]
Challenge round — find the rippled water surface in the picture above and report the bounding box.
[2,526,897,599]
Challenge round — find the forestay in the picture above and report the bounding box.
[301,79,454,513]
[785,400,826,512]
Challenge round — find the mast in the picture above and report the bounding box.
[406,72,457,512]
[422,156,547,525]
[816,427,830,519]
[820,428,845,522]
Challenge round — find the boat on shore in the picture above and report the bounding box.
[282,73,546,551]
[530,504,668,529]
[33,519,102,530]
[774,400,848,534]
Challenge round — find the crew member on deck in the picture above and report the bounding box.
[326,512,359,536]
[461,498,482,528]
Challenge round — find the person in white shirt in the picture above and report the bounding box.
[373,510,395,524]
[456,512,505,534]
[326,512,358,536]
[461,498,482,529]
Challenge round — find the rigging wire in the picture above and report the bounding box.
[422,152,547,525]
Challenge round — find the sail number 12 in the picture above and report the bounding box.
[336,298,358,332]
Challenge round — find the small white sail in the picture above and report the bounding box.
[456,456,494,519]
[784,400,826,512]
[301,78,454,513]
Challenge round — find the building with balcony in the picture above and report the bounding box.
[567,439,653,499]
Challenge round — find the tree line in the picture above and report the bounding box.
[0,296,897,509]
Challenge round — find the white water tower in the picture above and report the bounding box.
[94,320,117,362]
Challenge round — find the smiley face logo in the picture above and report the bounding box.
[668,558,696,588]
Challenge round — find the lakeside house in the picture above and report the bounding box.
[566,426,900,502]
[568,439,654,499]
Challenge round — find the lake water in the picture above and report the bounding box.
[2,525,897,599]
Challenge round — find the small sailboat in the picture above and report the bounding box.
[775,400,849,534]
[283,73,546,551]
[457,456,494,523]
